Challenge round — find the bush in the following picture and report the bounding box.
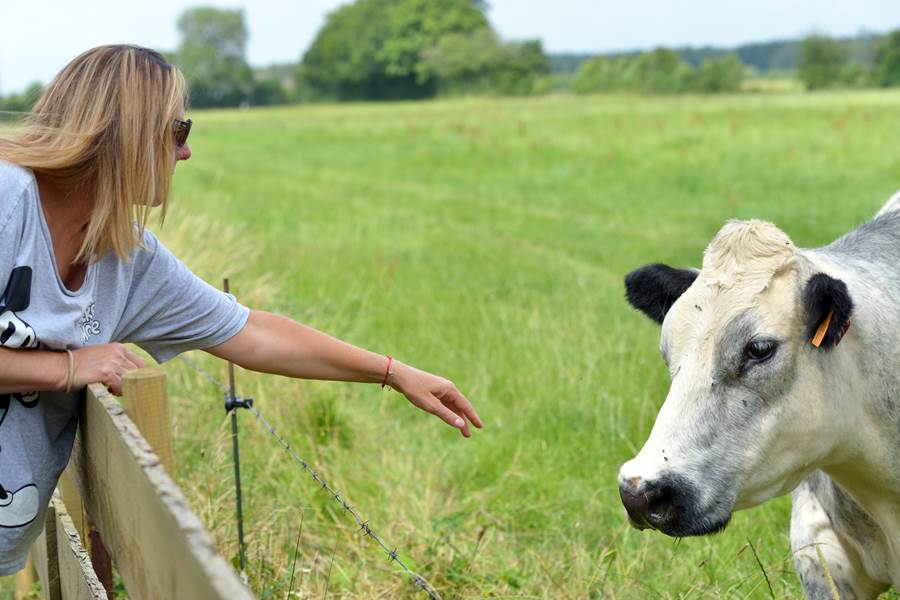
[798,35,849,91]
[572,56,636,93]
[573,50,746,95]
[633,48,693,94]
[874,30,900,87]
[0,82,44,120]
[691,54,744,93]
[420,30,548,97]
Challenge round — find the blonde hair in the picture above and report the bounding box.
[0,45,188,262]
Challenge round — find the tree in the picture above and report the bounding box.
[300,0,489,100]
[874,30,900,87]
[379,0,489,84]
[691,54,744,93]
[299,0,388,100]
[421,30,547,96]
[0,82,44,120]
[633,48,693,94]
[798,35,849,91]
[419,29,499,95]
[175,8,254,108]
[499,40,549,94]
[572,56,636,93]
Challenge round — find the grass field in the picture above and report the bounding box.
[6,90,900,598]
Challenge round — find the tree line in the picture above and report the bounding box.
[570,32,899,94]
[3,4,900,113]
[571,50,744,94]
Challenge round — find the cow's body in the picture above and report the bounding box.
[619,198,900,598]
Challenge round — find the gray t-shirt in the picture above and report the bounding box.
[0,160,249,574]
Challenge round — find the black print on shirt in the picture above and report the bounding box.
[0,266,40,528]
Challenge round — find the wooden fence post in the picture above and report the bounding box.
[30,499,60,600]
[121,368,174,474]
[78,367,174,599]
[14,556,37,600]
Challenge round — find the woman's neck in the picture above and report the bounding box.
[34,172,93,289]
[35,174,91,228]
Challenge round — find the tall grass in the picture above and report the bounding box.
[5,90,900,598]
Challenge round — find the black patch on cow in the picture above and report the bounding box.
[802,273,853,349]
[625,264,699,324]
[0,267,32,313]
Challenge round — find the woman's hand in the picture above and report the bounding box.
[389,362,483,437]
[205,311,484,436]
[70,343,146,396]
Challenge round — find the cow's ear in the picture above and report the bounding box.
[802,273,853,349]
[625,264,699,325]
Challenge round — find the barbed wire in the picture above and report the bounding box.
[176,353,441,600]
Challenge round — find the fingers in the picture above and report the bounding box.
[449,406,472,437]
[426,398,471,437]
[440,387,483,429]
[124,348,146,370]
[398,368,483,437]
[108,347,145,395]
[71,343,147,396]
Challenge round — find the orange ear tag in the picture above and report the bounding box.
[811,310,833,348]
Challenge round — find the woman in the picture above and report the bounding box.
[0,45,482,575]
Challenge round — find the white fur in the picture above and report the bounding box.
[875,190,900,218]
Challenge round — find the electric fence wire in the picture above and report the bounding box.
[176,353,442,600]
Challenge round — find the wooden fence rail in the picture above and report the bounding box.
[17,368,255,600]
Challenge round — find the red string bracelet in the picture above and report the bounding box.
[381,355,394,389]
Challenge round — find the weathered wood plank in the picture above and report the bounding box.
[66,383,253,600]
[31,499,61,600]
[58,471,87,548]
[16,555,39,600]
[52,496,106,600]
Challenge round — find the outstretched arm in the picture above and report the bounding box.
[205,310,483,437]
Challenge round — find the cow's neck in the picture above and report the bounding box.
[806,251,900,581]
[823,461,900,584]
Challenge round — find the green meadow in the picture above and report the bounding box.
[7,90,900,598]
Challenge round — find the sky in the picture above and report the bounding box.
[2,0,900,94]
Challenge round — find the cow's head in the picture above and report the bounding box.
[618,220,853,537]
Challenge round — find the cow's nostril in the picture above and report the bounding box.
[646,484,676,522]
[619,483,652,529]
[620,478,683,531]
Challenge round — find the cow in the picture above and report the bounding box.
[618,197,900,598]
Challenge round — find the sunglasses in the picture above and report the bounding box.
[173,118,192,148]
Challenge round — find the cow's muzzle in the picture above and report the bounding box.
[618,472,730,537]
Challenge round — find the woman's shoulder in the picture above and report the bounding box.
[113,226,166,270]
[0,160,33,235]
[0,160,34,193]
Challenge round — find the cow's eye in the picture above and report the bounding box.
[745,340,777,363]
